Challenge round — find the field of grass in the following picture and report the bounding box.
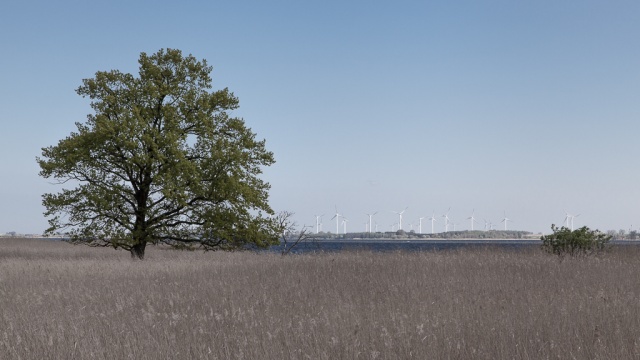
[1,238,640,359]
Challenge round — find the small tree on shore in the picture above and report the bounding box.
[274,211,315,255]
[541,224,611,258]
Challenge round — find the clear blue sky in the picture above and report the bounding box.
[1,0,638,235]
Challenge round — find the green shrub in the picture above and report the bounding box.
[541,224,611,258]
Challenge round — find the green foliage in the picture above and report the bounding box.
[541,224,611,258]
[37,49,280,259]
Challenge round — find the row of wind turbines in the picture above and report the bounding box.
[313,208,582,235]
[315,207,515,235]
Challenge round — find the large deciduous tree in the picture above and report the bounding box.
[38,49,281,259]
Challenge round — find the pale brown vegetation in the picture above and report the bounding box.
[1,238,640,359]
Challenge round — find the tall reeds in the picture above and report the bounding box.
[1,239,639,359]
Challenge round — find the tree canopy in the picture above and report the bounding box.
[38,49,280,259]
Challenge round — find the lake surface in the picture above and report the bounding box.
[269,239,640,254]
[270,239,541,254]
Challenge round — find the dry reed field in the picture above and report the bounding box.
[1,238,640,359]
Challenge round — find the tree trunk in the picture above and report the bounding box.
[130,242,147,260]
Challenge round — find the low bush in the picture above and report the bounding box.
[541,224,611,258]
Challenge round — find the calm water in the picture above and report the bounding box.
[270,239,541,254]
[269,239,640,254]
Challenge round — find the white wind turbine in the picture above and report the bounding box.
[392,207,408,231]
[428,212,438,234]
[442,208,451,232]
[314,214,324,234]
[571,214,580,230]
[330,207,341,234]
[365,212,378,234]
[564,211,581,231]
[418,216,426,234]
[467,209,479,231]
[486,220,495,231]
[342,217,349,234]
[501,211,511,231]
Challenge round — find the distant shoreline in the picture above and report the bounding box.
[4,236,638,244]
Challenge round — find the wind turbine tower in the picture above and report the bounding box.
[330,207,341,234]
[314,214,324,234]
[418,216,426,234]
[467,210,478,231]
[393,207,408,231]
[428,212,438,234]
[564,211,581,231]
[365,212,378,234]
[501,211,511,231]
[442,208,451,232]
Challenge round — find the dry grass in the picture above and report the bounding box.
[1,239,640,359]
